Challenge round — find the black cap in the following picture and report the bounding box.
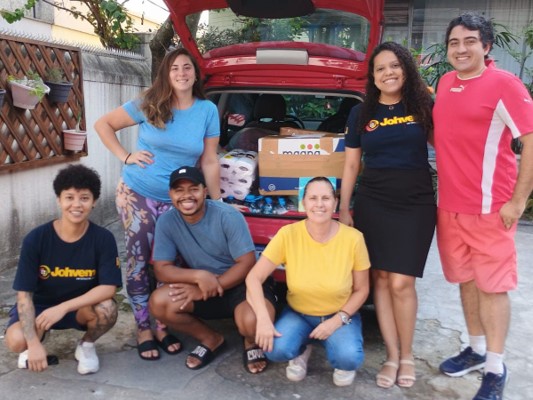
[169,166,206,188]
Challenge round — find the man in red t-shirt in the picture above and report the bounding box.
[433,12,533,400]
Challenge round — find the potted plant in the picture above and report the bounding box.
[7,71,50,109]
[0,88,5,108]
[63,110,87,152]
[44,67,73,103]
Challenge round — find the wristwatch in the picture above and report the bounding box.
[338,310,352,325]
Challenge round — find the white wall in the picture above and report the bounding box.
[0,48,151,272]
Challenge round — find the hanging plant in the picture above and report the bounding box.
[44,67,73,103]
[7,71,50,109]
[0,88,6,108]
[63,108,87,152]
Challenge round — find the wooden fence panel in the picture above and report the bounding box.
[0,34,86,173]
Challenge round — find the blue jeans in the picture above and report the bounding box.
[265,306,365,371]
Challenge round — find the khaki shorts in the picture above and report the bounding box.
[436,209,517,293]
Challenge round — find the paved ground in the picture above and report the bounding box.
[0,220,532,400]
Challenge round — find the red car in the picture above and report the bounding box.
[165,0,384,287]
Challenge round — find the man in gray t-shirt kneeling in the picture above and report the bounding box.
[149,166,276,374]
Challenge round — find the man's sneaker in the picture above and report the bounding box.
[286,346,312,382]
[75,341,99,375]
[333,369,356,387]
[472,364,508,400]
[440,347,486,377]
[17,350,28,369]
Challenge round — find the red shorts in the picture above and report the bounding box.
[436,209,517,293]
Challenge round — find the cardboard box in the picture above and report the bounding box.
[280,127,331,136]
[258,133,345,195]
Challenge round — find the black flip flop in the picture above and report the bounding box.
[186,341,226,370]
[155,334,182,355]
[243,345,268,374]
[137,340,161,361]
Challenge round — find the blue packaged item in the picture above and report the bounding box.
[255,196,265,212]
[245,194,263,213]
[273,197,288,214]
[262,197,273,214]
[244,194,255,206]
[285,196,297,211]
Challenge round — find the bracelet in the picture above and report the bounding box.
[124,153,132,164]
[338,310,352,325]
[339,309,351,317]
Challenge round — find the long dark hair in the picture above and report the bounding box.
[357,42,433,137]
[140,48,206,128]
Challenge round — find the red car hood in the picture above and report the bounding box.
[164,0,384,92]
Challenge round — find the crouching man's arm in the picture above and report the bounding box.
[154,260,223,300]
[216,250,256,290]
[35,285,117,333]
[153,249,255,310]
[13,291,48,372]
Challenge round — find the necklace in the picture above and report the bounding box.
[379,99,402,110]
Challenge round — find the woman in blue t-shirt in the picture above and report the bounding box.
[339,42,436,389]
[95,48,221,361]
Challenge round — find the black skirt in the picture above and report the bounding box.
[353,168,436,278]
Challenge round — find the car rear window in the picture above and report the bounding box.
[190,7,370,60]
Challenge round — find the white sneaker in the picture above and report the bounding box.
[75,341,99,375]
[333,369,356,387]
[17,350,28,369]
[286,346,313,382]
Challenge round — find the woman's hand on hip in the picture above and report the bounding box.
[125,150,154,168]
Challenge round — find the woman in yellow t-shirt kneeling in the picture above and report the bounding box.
[246,177,370,386]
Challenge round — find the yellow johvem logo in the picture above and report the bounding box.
[38,265,96,279]
[366,115,415,132]
[39,265,51,280]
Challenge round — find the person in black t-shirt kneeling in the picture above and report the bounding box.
[4,164,122,374]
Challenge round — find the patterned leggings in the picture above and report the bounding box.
[116,179,172,331]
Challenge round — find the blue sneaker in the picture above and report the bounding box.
[472,364,507,400]
[440,347,486,377]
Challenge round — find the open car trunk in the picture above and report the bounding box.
[164,0,384,284]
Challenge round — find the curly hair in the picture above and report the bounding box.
[445,12,494,56]
[53,164,101,200]
[356,42,433,138]
[140,48,206,128]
